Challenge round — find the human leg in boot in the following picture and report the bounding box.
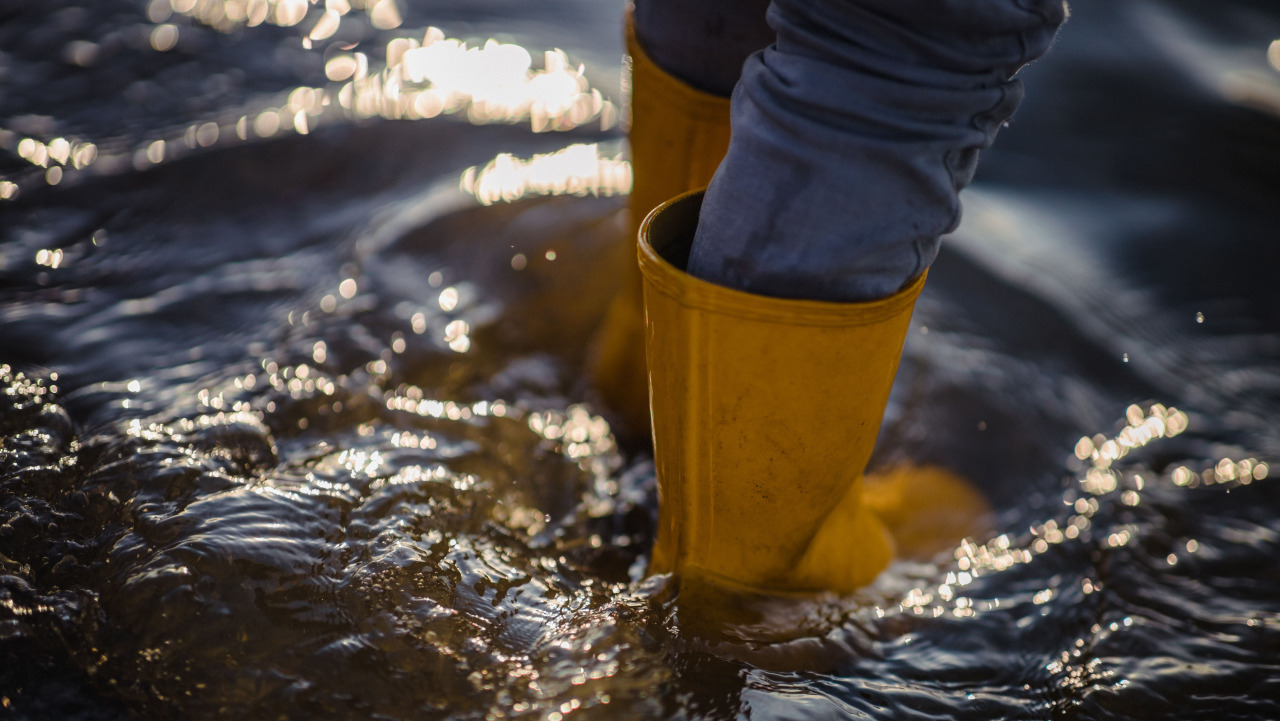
[591,0,770,437]
[643,0,1067,593]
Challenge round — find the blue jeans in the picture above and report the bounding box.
[636,0,1066,302]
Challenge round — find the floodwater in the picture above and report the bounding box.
[2,0,1279,719]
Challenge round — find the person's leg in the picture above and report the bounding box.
[688,0,1067,301]
[631,0,773,97]
[592,0,771,436]
[640,0,1067,594]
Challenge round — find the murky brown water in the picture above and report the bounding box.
[3,0,1280,719]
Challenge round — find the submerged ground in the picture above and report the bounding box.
[2,0,1280,718]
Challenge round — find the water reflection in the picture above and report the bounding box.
[885,400,1269,627]
[156,0,400,33]
[460,144,632,206]
[330,31,618,130]
[1131,2,1280,116]
[3,170,1279,716]
[3,134,100,197]
[149,22,180,51]
[1,6,619,202]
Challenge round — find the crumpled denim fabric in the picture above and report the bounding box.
[632,0,772,97]
[685,0,1067,301]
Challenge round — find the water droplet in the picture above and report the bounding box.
[253,110,281,138]
[438,287,459,311]
[444,320,471,353]
[146,140,166,164]
[195,122,219,147]
[146,0,171,23]
[150,23,179,52]
[369,0,402,29]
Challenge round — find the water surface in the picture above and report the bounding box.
[3,0,1280,719]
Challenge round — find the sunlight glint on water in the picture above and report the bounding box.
[0,2,620,200]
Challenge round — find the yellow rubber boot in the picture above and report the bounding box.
[639,191,982,594]
[591,16,731,436]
